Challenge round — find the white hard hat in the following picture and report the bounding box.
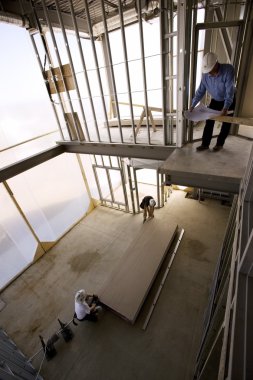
[75,289,86,302]
[202,52,218,73]
[149,199,156,207]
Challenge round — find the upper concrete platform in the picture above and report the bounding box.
[159,136,253,193]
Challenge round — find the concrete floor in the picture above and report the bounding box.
[0,190,231,380]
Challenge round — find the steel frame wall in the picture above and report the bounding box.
[193,144,253,379]
[27,1,188,148]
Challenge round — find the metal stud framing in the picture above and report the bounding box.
[159,0,168,146]
[159,0,178,145]
[193,141,253,379]
[41,0,82,141]
[29,33,64,140]
[176,0,186,147]
[26,1,192,147]
[118,0,136,144]
[55,0,90,141]
[68,0,97,142]
[92,157,128,210]
[100,0,123,143]
[137,0,151,145]
[30,5,72,140]
[83,0,111,142]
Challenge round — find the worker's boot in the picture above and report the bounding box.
[196,145,209,151]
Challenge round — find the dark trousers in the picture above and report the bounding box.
[75,311,98,322]
[202,97,236,147]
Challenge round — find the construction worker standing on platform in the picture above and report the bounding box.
[189,52,236,152]
[140,195,156,223]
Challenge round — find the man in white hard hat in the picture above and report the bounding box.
[139,195,156,223]
[74,289,102,322]
[190,52,236,152]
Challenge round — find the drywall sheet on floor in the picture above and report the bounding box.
[100,221,178,323]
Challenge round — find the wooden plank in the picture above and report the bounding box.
[45,63,75,94]
[65,112,85,141]
[114,102,253,127]
[105,118,164,127]
[210,115,253,126]
[100,220,178,323]
[112,100,162,113]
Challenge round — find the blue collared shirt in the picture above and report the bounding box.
[191,63,235,109]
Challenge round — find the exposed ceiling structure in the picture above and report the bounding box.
[0,0,162,35]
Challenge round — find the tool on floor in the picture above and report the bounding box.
[39,334,58,361]
[29,318,76,364]
[58,319,74,342]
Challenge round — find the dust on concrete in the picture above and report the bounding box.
[67,250,100,272]
[183,237,210,262]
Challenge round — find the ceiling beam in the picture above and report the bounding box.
[35,9,89,34]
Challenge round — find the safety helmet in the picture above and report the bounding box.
[149,199,156,207]
[202,52,218,73]
[75,289,86,303]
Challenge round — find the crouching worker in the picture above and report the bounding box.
[74,289,102,323]
[140,195,156,223]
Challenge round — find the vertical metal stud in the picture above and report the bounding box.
[93,165,103,202]
[106,168,115,204]
[156,170,160,208]
[118,0,136,143]
[55,0,90,141]
[3,181,44,249]
[68,0,100,143]
[100,0,123,143]
[169,1,174,145]
[137,0,151,144]
[41,0,82,141]
[127,164,136,214]
[176,0,186,147]
[120,158,129,212]
[159,0,167,146]
[189,0,198,142]
[83,0,112,142]
[133,167,140,212]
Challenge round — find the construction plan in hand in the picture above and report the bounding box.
[184,103,221,122]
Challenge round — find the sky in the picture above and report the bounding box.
[0,22,58,148]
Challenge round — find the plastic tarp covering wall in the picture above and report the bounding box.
[0,23,59,151]
[80,155,100,200]
[7,154,90,241]
[0,153,91,289]
[0,184,38,289]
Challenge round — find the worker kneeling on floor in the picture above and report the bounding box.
[74,289,103,323]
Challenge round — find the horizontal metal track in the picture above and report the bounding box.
[0,146,65,182]
[0,142,245,195]
[59,141,175,160]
